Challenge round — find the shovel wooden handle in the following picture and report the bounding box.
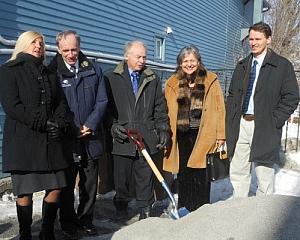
[126,129,164,182]
[141,149,164,183]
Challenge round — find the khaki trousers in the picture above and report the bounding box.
[230,118,275,198]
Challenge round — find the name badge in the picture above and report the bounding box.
[61,79,71,88]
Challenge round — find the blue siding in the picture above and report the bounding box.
[0,0,250,68]
[0,104,8,178]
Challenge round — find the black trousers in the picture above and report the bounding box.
[177,129,211,212]
[59,158,99,231]
[113,153,155,210]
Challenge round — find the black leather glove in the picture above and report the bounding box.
[46,120,61,140]
[156,130,169,150]
[111,124,128,142]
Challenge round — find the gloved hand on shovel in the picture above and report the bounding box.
[111,124,128,143]
[156,130,169,150]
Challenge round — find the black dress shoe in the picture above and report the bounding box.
[62,230,78,240]
[80,224,97,236]
[114,209,129,221]
[139,206,151,220]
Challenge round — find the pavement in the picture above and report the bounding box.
[0,191,169,240]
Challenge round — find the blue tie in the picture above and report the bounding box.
[242,60,258,113]
[130,72,139,96]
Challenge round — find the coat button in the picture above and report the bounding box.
[41,89,45,93]
[40,101,45,105]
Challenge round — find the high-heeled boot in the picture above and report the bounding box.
[39,201,59,240]
[16,203,33,240]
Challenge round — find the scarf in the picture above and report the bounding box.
[177,74,205,132]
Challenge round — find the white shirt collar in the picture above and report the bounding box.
[128,68,134,76]
[252,50,267,66]
[64,60,79,72]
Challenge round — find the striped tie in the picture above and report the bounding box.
[70,65,76,73]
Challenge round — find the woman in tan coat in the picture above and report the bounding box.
[163,45,226,211]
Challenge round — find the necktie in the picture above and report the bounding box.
[70,65,76,73]
[70,65,77,79]
[242,60,258,113]
[130,72,139,96]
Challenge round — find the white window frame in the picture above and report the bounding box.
[154,37,165,61]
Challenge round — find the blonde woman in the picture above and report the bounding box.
[0,31,69,239]
[164,45,225,211]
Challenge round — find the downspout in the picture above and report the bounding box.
[253,0,263,23]
[224,0,230,69]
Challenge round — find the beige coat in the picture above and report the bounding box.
[163,72,226,174]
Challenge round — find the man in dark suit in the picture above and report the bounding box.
[226,22,299,198]
[105,40,169,220]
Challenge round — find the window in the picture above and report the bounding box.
[155,37,165,61]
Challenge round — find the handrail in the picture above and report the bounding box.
[0,34,176,70]
[0,35,15,46]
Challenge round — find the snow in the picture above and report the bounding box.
[274,169,300,197]
[1,167,300,221]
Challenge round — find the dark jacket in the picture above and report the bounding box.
[48,52,107,160]
[226,49,299,164]
[105,61,169,156]
[0,53,69,172]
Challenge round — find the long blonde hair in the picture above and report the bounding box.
[9,31,45,61]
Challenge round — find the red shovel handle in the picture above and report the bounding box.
[126,129,145,150]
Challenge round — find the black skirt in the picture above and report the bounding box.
[11,170,67,196]
[177,128,211,212]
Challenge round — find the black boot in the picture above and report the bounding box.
[39,201,59,240]
[16,203,32,240]
[138,206,151,220]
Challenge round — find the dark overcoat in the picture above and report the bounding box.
[226,49,299,164]
[105,61,169,156]
[0,54,69,172]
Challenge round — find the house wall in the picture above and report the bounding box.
[0,0,251,67]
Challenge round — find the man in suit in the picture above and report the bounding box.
[105,40,169,220]
[226,22,299,198]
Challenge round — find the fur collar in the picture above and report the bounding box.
[177,75,205,132]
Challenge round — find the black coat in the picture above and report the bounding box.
[105,61,169,156]
[0,53,69,172]
[226,49,299,164]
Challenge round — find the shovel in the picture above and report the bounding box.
[126,129,188,219]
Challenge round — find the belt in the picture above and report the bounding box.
[243,114,255,121]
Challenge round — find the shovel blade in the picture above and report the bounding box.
[168,206,189,219]
[178,207,189,218]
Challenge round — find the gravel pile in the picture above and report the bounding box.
[112,195,300,240]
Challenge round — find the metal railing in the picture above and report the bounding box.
[284,69,300,152]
